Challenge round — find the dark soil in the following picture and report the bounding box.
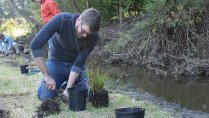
[0,109,10,118]
[35,99,61,117]
[91,90,109,108]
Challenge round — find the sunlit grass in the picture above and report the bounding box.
[0,57,40,95]
[0,57,172,118]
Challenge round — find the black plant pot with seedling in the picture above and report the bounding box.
[91,89,109,108]
[115,107,145,118]
[88,67,109,108]
[67,87,88,111]
[20,64,28,74]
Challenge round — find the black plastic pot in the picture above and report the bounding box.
[67,87,88,111]
[20,65,28,74]
[115,107,145,118]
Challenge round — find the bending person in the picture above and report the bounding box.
[0,34,20,56]
[30,8,101,101]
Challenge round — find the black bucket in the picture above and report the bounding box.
[20,65,28,74]
[115,107,145,118]
[67,87,88,111]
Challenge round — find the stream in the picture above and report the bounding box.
[89,56,209,114]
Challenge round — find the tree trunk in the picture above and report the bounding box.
[119,2,123,27]
[86,0,89,8]
[117,2,119,21]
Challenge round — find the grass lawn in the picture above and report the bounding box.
[0,56,172,118]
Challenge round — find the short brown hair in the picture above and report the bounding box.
[80,8,101,32]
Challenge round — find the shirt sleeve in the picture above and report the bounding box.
[30,13,62,58]
[71,33,100,73]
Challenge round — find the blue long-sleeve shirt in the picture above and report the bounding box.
[0,34,13,53]
[30,13,99,74]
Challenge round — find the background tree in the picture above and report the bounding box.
[5,0,38,25]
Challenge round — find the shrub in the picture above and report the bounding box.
[88,67,108,92]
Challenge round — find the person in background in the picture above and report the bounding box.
[32,0,60,25]
[0,34,20,56]
[30,8,101,101]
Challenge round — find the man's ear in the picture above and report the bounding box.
[77,16,81,21]
[76,16,81,24]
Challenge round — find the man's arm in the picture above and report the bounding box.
[30,14,62,57]
[34,57,56,89]
[66,71,79,89]
[63,34,100,96]
[30,14,62,89]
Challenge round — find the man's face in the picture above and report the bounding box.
[75,17,94,39]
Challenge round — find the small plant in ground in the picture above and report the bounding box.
[88,67,107,92]
[88,66,109,108]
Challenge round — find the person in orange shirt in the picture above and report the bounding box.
[32,0,60,24]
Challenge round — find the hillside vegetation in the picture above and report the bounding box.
[104,0,209,76]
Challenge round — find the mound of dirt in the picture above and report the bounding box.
[35,99,61,117]
[0,109,10,118]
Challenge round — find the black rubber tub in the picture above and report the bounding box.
[115,107,145,118]
[20,65,28,74]
[67,87,88,111]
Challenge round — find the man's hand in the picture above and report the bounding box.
[44,75,56,90]
[62,89,68,97]
[61,89,69,103]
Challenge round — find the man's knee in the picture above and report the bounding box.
[38,94,56,101]
[38,89,57,101]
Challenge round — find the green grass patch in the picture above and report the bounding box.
[0,57,172,118]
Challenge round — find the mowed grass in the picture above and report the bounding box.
[0,56,172,118]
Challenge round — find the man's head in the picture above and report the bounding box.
[31,0,42,4]
[75,8,101,38]
[0,34,4,40]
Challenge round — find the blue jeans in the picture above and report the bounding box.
[38,59,89,101]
